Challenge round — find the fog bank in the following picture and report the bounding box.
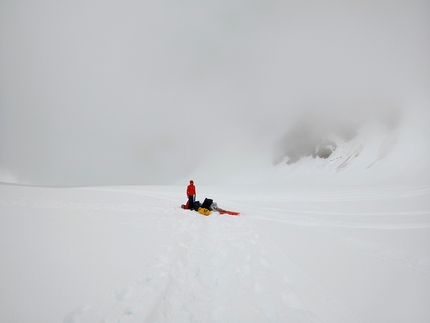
[1,0,429,185]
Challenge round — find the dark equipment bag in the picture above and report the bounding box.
[193,201,201,211]
[202,198,213,210]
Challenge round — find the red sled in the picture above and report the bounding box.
[213,206,240,216]
[219,210,240,216]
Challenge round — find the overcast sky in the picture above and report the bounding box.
[1,0,429,185]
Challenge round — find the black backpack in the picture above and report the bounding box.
[202,198,213,210]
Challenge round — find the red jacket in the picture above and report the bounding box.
[187,184,196,197]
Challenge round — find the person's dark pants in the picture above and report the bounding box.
[187,196,194,210]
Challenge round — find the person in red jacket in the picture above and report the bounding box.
[186,180,196,210]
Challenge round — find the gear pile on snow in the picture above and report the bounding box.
[181,198,239,216]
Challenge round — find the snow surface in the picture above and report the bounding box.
[1,180,429,323]
[1,111,430,323]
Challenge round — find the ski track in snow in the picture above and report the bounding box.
[230,185,430,277]
[242,204,430,275]
[75,207,340,323]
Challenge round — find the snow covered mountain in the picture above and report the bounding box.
[216,105,429,187]
[274,109,399,165]
[272,118,400,182]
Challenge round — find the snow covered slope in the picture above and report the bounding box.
[1,182,429,323]
[223,106,430,187]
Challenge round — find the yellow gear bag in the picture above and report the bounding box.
[198,207,210,216]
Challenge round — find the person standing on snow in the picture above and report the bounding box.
[186,180,196,210]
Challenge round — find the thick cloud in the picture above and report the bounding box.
[1,0,429,185]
